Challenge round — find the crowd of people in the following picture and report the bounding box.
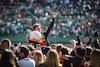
[0,0,100,37]
[0,36,100,67]
[0,0,100,67]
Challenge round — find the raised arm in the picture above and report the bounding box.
[44,12,57,38]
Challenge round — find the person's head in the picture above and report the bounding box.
[75,47,86,58]
[61,47,69,55]
[90,49,100,67]
[14,43,18,47]
[85,47,92,57]
[45,49,60,67]
[0,50,16,67]
[56,43,63,53]
[33,23,41,32]
[10,45,15,52]
[27,45,35,52]
[33,50,43,67]
[51,44,56,49]
[94,30,99,37]
[19,46,29,59]
[44,46,51,55]
[0,38,11,50]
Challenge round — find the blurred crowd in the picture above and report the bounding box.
[0,0,100,67]
[0,36,100,67]
[0,0,100,37]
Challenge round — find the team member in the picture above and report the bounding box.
[60,47,89,67]
[29,12,57,48]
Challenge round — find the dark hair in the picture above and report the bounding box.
[33,23,41,30]
[14,43,18,47]
[44,46,51,55]
[94,30,99,37]
[51,44,56,47]
[27,45,34,52]
[56,44,63,53]
[61,47,68,55]
[86,47,92,56]
[20,47,29,58]
[76,47,86,57]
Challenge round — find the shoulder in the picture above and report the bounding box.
[18,58,35,66]
[18,58,31,62]
[18,59,23,63]
[29,58,35,63]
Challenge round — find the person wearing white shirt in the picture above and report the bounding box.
[18,46,35,67]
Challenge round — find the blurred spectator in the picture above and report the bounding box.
[56,43,63,53]
[0,0,99,37]
[38,49,62,67]
[60,47,71,67]
[43,46,51,56]
[90,49,100,67]
[61,47,89,67]
[0,50,16,67]
[33,50,43,67]
[18,46,35,67]
[0,38,11,50]
[0,38,19,67]
[85,47,93,65]
[51,44,56,49]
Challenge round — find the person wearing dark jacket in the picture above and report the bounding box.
[29,12,57,48]
[0,38,19,67]
[93,30,100,49]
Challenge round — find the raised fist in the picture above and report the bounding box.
[52,12,57,18]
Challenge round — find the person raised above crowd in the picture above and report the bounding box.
[29,12,57,47]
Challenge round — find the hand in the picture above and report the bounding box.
[70,39,76,45]
[70,39,77,48]
[52,12,57,18]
